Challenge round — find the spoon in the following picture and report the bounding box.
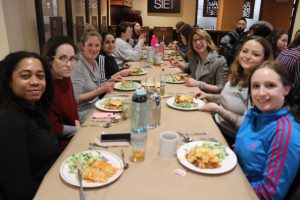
[121,150,129,170]
[177,131,194,143]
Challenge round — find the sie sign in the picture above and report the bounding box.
[148,0,180,13]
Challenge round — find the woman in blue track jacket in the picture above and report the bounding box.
[235,60,300,200]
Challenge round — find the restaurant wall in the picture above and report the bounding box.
[261,0,294,31]
[217,0,243,31]
[1,0,39,53]
[0,0,9,59]
[292,1,300,40]
[131,0,196,28]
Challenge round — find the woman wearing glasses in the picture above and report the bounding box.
[174,28,229,94]
[71,29,115,123]
[42,36,80,151]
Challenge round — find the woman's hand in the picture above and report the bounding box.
[122,63,131,69]
[199,102,220,114]
[101,82,115,93]
[109,75,123,82]
[195,91,208,100]
[185,77,200,87]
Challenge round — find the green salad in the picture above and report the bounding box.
[118,81,136,89]
[201,142,228,161]
[173,102,198,108]
[66,152,103,173]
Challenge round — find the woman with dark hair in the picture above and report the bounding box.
[112,21,146,67]
[176,23,193,61]
[0,51,58,200]
[267,29,288,58]
[131,22,144,47]
[277,34,300,87]
[196,36,273,143]
[42,36,80,151]
[71,29,115,123]
[235,60,300,200]
[174,28,229,94]
[97,32,130,81]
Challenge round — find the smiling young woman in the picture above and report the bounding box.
[0,51,58,200]
[196,36,273,144]
[235,60,300,200]
[71,29,115,123]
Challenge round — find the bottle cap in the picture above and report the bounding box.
[132,88,147,103]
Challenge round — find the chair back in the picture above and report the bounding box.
[153,27,174,45]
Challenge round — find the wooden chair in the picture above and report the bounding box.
[108,25,117,35]
[141,26,149,45]
[153,26,174,45]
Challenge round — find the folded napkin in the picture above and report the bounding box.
[92,112,116,119]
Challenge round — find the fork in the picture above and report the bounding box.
[77,166,85,200]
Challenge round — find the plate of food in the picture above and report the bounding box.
[60,150,124,187]
[114,80,140,91]
[95,97,123,112]
[166,74,185,84]
[167,94,204,110]
[177,141,237,174]
[129,67,147,76]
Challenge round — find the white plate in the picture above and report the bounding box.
[166,97,204,110]
[60,150,124,188]
[165,75,185,84]
[130,69,147,76]
[177,141,237,174]
[166,79,185,84]
[95,98,123,112]
[114,82,140,91]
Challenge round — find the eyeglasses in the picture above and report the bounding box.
[53,55,79,65]
[192,38,205,44]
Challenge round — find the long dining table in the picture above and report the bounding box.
[34,57,258,200]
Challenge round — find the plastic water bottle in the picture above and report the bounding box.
[150,35,158,47]
[130,88,148,163]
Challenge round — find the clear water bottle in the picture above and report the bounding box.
[130,88,148,163]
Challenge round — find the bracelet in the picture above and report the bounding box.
[199,81,205,90]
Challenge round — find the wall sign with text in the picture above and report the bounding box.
[243,0,255,19]
[203,0,255,19]
[203,0,218,17]
[147,0,180,13]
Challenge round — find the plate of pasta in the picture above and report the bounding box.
[60,150,123,187]
[167,94,204,110]
[129,67,147,76]
[95,97,123,112]
[177,141,237,174]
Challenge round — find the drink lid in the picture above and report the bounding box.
[132,88,147,103]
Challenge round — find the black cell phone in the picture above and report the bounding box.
[101,133,131,142]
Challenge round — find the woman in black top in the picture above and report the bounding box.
[97,32,130,81]
[0,51,58,200]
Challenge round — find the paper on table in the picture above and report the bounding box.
[92,112,116,119]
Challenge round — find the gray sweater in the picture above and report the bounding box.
[112,38,143,67]
[214,81,249,138]
[71,53,102,123]
[184,51,229,91]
